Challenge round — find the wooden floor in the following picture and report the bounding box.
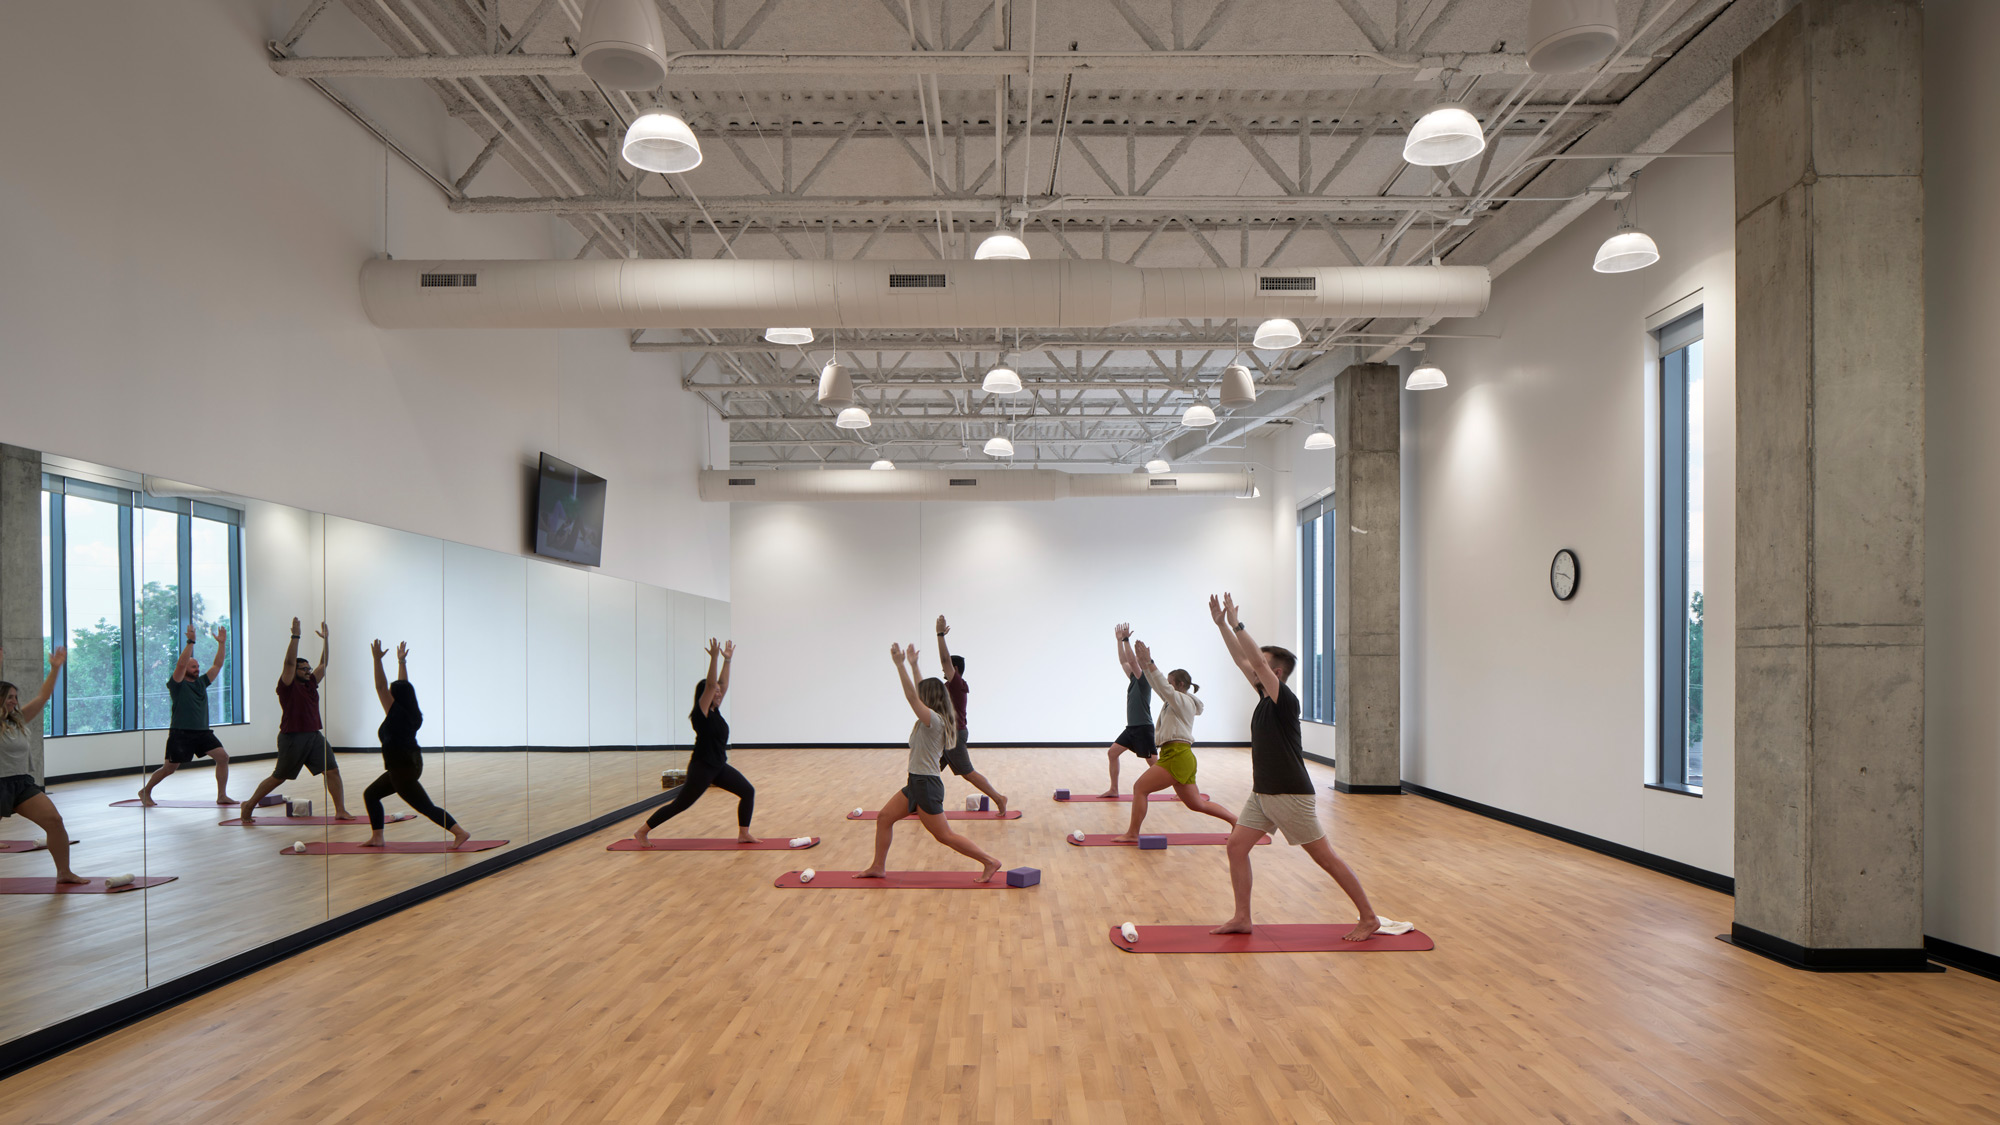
[3,746,1997,1124]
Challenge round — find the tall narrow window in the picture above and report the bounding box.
[1298,497,1336,724]
[1658,309,1704,792]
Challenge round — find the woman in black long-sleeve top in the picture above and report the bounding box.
[361,640,472,850]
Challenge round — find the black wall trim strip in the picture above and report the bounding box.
[1722,924,1938,973]
[1398,780,1736,895]
[1302,751,1335,768]
[0,786,680,1080]
[49,746,700,785]
[732,742,1253,750]
[1924,935,2000,982]
[1333,781,1402,795]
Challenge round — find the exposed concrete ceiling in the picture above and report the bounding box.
[272,0,1769,470]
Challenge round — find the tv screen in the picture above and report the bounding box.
[534,453,607,566]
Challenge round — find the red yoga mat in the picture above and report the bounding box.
[1065,833,1271,847]
[219,814,414,826]
[1056,793,1210,803]
[774,870,1023,889]
[1108,923,1435,953]
[0,876,178,895]
[845,809,1023,821]
[281,840,509,855]
[111,796,285,809]
[0,840,47,853]
[608,837,820,851]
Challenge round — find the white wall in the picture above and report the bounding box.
[729,485,1284,746]
[1924,0,2000,959]
[1403,110,1737,877]
[0,0,727,601]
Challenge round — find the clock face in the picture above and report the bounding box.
[1551,549,1580,601]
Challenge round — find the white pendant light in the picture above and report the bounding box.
[622,107,703,173]
[1145,459,1171,474]
[1403,105,1485,167]
[1303,428,1336,450]
[1219,364,1257,407]
[1593,228,1661,273]
[1406,364,1449,391]
[816,361,854,409]
[764,327,813,345]
[836,406,872,429]
[870,458,896,471]
[984,435,1015,457]
[1182,402,1218,428]
[1252,318,1302,350]
[974,232,1030,260]
[981,365,1023,395]
[1527,0,1621,74]
[577,0,670,90]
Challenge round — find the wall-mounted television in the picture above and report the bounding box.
[534,453,607,566]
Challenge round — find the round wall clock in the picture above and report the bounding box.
[1550,548,1580,601]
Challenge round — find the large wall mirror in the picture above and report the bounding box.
[0,447,716,1052]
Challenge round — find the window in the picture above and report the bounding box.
[1657,310,1704,792]
[40,474,244,737]
[1298,495,1336,724]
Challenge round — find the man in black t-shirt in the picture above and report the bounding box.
[1098,623,1157,796]
[1207,593,1382,942]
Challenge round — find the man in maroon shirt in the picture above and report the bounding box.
[233,618,351,823]
[936,615,1007,815]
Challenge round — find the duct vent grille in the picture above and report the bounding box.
[1149,478,1180,487]
[888,273,948,289]
[419,272,479,288]
[948,478,978,486]
[727,478,757,486]
[1258,276,1315,292]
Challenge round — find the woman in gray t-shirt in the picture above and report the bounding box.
[0,646,87,884]
[856,642,1003,882]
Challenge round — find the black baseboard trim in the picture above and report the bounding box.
[50,753,277,785]
[1302,751,1335,768]
[1399,780,1736,895]
[1923,935,2000,982]
[731,742,1254,750]
[49,746,699,786]
[1721,924,1940,974]
[1333,781,1401,795]
[0,786,680,1081]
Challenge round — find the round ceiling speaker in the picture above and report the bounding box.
[1527,0,1622,75]
[578,0,671,90]
[817,361,855,409]
[1218,364,1257,407]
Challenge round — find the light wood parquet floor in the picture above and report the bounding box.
[3,746,1997,1124]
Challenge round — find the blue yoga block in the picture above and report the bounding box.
[979,796,990,811]
[1006,867,1041,887]
[1137,835,1168,850]
[1054,789,1071,801]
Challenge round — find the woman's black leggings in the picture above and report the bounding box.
[364,754,456,832]
[647,760,754,829]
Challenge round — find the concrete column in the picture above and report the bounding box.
[1732,0,1927,970]
[0,445,46,782]
[1334,363,1401,793]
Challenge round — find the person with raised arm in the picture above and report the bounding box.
[935,615,1007,815]
[1098,623,1157,796]
[0,646,86,884]
[234,619,350,824]
[632,638,758,844]
[856,642,1002,882]
[137,624,233,805]
[1109,636,1238,842]
[1207,593,1381,942]
[360,640,470,850]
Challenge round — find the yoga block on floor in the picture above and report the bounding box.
[1137,835,1168,850]
[978,796,990,811]
[1054,789,1070,801]
[285,800,312,818]
[662,770,687,791]
[1006,867,1040,887]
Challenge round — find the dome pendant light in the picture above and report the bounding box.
[1182,402,1218,428]
[1219,363,1257,408]
[764,327,813,345]
[1303,428,1336,451]
[1145,458,1171,474]
[974,231,1031,260]
[1406,364,1449,391]
[1593,175,1659,274]
[870,458,896,470]
[1527,0,1621,74]
[984,432,1015,457]
[622,107,703,173]
[836,406,873,429]
[578,0,670,89]
[982,363,1023,395]
[1252,318,1302,350]
[1403,105,1485,167]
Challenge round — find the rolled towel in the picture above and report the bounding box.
[852,807,865,817]
[964,795,981,811]
[293,841,308,853]
[1069,830,1086,842]
[1374,917,1415,936]
[788,836,813,848]
[1120,922,1139,943]
[104,873,136,889]
[798,868,816,883]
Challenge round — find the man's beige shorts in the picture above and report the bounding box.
[1237,792,1325,846]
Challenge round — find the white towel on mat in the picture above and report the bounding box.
[1374,917,1415,935]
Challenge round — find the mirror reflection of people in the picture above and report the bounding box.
[361,640,470,849]
[934,615,1006,815]
[0,646,87,884]
[855,643,1001,883]
[235,619,350,824]
[1098,623,1157,796]
[137,625,233,806]
[631,639,756,844]
[1109,637,1237,842]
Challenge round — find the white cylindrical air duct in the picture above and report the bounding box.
[361,259,1489,330]
[698,469,1252,502]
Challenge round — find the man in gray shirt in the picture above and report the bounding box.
[1099,623,1157,796]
